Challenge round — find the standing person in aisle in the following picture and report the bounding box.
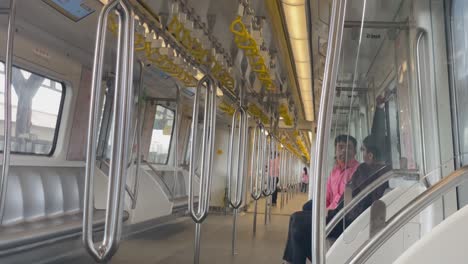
[301,167,309,193]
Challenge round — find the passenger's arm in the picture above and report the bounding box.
[326,177,332,208]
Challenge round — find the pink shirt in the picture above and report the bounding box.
[302,173,309,184]
[269,157,280,177]
[326,159,359,210]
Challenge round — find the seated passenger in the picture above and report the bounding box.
[282,134,359,264]
[282,135,390,264]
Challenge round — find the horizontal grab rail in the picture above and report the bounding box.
[347,166,468,264]
[0,8,11,14]
[326,169,419,236]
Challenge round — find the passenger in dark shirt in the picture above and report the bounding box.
[282,135,390,264]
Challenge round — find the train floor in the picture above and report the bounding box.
[58,192,309,264]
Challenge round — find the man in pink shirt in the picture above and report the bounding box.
[326,135,360,210]
[283,134,359,264]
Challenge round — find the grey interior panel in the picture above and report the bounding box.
[0,166,129,256]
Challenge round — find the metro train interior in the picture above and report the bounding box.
[0,0,468,263]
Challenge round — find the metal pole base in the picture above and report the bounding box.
[194,223,202,264]
[253,200,258,236]
[232,208,238,256]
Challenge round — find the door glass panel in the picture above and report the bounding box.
[147,104,175,164]
[322,0,455,261]
[449,0,468,207]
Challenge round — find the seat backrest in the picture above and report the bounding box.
[394,204,468,264]
[3,166,85,226]
[326,184,425,264]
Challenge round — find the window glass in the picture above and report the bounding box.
[0,62,65,155]
[147,105,175,164]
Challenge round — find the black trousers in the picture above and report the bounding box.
[283,201,343,264]
[272,177,279,204]
[283,210,312,263]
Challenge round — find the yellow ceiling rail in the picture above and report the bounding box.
[219,101,236,116]
[280,134,308,161]
[167,15,235,91]
[247,103,270,124]
[108,13,197,87]
[278,103,293,126]
[107,10,234,91]
[292,131,310,160]
[230,16,275,91]
[144,44,198,87]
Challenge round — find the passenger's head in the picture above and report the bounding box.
[303,167,308,174]
[334,135,357,164]
[361,135,380,164]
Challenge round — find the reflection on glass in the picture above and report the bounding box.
[0,62,64,155]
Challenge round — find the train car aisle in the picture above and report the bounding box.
[246,192,309,216]
[54,193,308,264]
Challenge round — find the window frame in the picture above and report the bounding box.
[148,103,176,165]
[0,62,66,156]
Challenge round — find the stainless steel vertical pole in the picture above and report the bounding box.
[0,0,17,223]
[311,0,347,263]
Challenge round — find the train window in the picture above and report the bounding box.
[147,105,175,164]
[0,62,65,155]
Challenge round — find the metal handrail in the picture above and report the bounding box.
[311,0,348,263]
[262,134,273,196]
[285,151,290,204]
[0,0,16,223]
[347,166,468,264]
[142,159,175,198]
[250,122,265,235]
[227,108,248,207]
[263,134,276,196]
[286,153,294,201]
[83,0,134,262]
[129,60,145,210]
[325,169,419,236]
[98,158,136,201]
[415,30,427,179]
[227,106,247,255]
[0,8,11,15]
[415,29,438,189]
[280,148,286,209]
[250,122,265,201]
[188,74,217,264]
[172,84,181,198]
[264,136,277,224]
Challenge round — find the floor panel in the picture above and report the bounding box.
[57,193,309,264]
